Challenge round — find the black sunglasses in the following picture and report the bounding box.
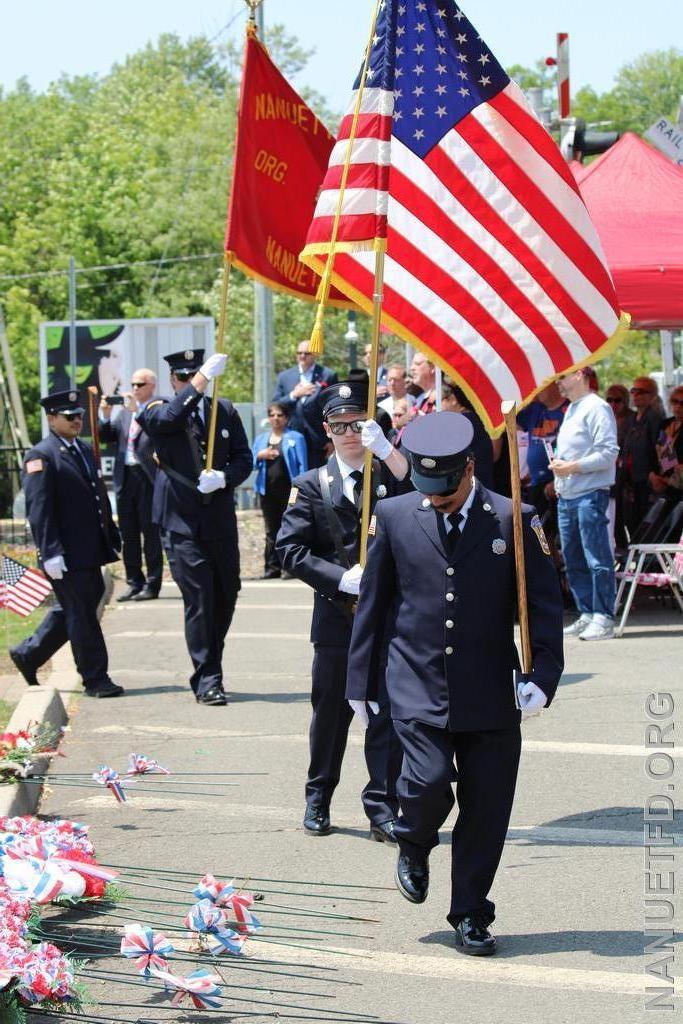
[606,396,623,404]
[327,420,364,435]
[172,370,193,381]
[131,381,149,388]
[60,412,83,422]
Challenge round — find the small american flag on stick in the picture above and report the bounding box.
[0,554,53,617]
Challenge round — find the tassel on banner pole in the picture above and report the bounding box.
[204,253,233,470]
[306,0,383,355]
[359,249,386,567]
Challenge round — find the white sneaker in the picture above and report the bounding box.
[563,615,591,636]
[579,620,615,641]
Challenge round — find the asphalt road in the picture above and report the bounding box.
[34,579,682,1024]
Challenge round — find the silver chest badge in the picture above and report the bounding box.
[376,484,387,498]
[492,538,506,555]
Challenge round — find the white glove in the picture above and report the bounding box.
[197,469,226,494]
[348,700,380,728]
[43,555,67,580]
[517,680,548,715]
[339,563,363,596]
[199,353,228,381]
[361,419,393,461]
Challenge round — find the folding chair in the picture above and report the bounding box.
[615,510,683,636]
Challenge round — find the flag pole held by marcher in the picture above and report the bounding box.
[501,399,532,677]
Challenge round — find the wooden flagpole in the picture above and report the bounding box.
[359,250,386,567]
[307,0,383,355]
[204,254,233,471]
[501,400,532,675]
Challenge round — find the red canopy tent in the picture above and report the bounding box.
[572,132,683,329]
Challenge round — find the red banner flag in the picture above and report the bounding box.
[225,27,351,307]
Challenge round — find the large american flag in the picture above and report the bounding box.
[300,0,626,434]
[0,555,52,617]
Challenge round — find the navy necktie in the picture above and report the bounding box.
[446,512,464,555]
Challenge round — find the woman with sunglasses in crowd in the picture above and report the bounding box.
[252,402,308,579]
[649,386,683,512]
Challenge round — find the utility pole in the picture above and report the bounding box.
[68,256,77,389]
[252,1,275,405]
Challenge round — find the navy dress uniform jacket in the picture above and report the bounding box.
[99,409,157,494]
[346,483,564,732]
[138,384,252,541]
[276,455,401,647]
[22,432,119,569]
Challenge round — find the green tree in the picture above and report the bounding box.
[574,49,683,135]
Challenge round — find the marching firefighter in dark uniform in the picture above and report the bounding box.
[138,349,252,706]
[276,374,409,840]
[346,412,564,955]
[11,390,124,698]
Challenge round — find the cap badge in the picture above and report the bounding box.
[376,484,387,498]
[69,391,77,402]
[492,538,506,555]
[420,457,437,469]
[339,385,352,399]
[184,350,194,360]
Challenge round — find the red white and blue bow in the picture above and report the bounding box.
[127,753,169,776]
[184,899,246,956]
[193,876,261,934]
[92,765,126,803]
[150,967,222,1009]
[121,923,174,978]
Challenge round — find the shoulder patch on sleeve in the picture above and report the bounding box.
[368,514,377,536]
[25,458,44,473]
[288,486,299,506]
[530,514,551,556]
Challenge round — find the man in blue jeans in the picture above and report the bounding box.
[549,367,619,641]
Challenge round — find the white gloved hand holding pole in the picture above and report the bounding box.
[43,555,67,580]
[339,563,363,596]
[361,420,393,461]
[197,469,226,494]
[198,353,228,381]
[348,700,380,728]
[517,680,548,717]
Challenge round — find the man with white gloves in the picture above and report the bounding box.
[138,349,252,706]
[11,390,124,698]
[276,374,410,841]
[347,412,564,956]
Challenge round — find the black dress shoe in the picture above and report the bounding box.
[260,569,281,579]
[454,916,497,956]
[395,852,429,903]
[132,586,160,601]
[117,585,143,602]
[196,687,228,706]
[9,647,39,687]
[370,819,399,844]
[303,805,331,836]
[84,681,125,699]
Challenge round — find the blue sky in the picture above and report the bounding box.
[1,0,680,113]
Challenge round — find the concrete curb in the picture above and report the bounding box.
[0,688,68,818]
